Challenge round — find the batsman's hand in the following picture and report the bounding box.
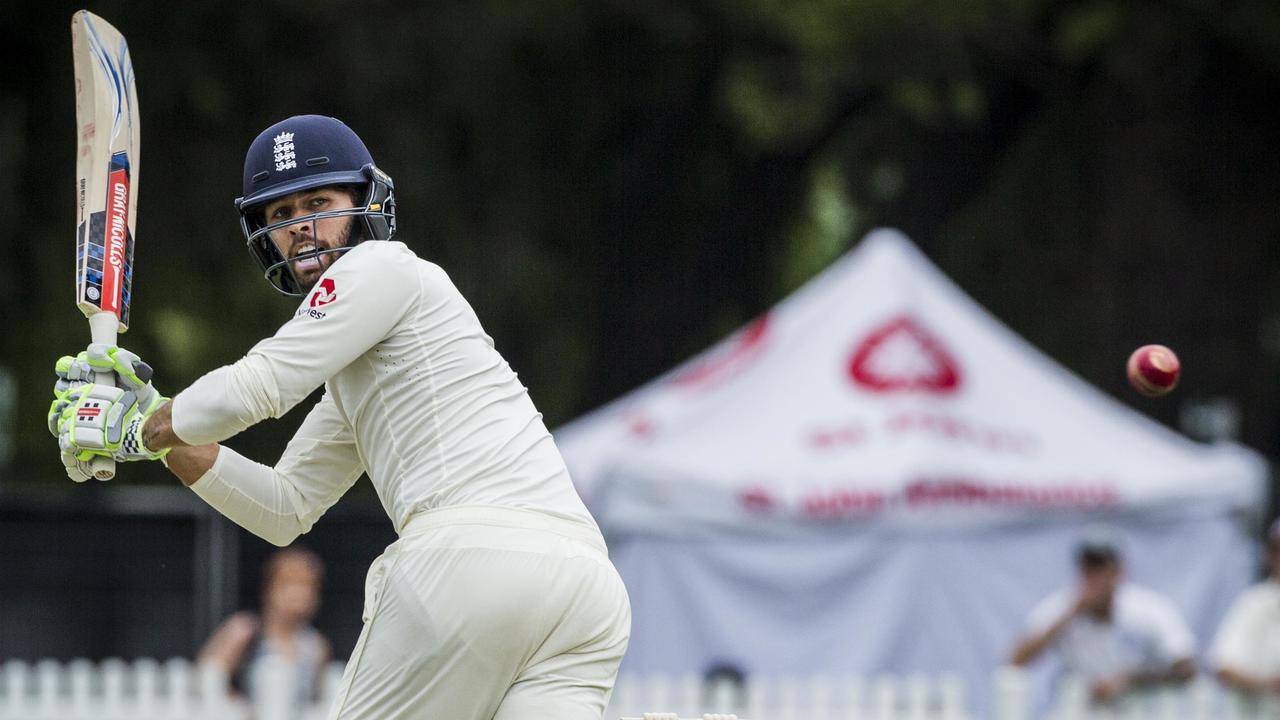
[48,344,169,481]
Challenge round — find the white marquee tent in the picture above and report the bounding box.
[554,229,1268,709]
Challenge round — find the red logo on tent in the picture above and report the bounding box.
[309,278,337,308]
[671,315,770,390]
[848,315,961,393]
[739,486,776,513]
[624,411,655,438]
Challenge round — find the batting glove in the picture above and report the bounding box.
[48,344,164,430]
[48,345,170,478]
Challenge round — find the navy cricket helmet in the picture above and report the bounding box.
[236,115,396,296]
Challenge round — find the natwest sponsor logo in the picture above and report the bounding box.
[102,169,130,315]
[848,315,961,394]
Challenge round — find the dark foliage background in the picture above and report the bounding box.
[4,1,1279,475]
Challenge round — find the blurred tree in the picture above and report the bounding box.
[3,0,1278,488]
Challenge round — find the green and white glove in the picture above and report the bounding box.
[48,344,169,480]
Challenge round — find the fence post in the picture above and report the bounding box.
[251,655,294,720]
[68,659,93,718]
[101,658,126,719]
[2,660,30,718]
[676,673,701,718]
[746,675,768,719]
[838,674,865,720]
[134,658,161,719]
[938,673,966,720]
[871,674,896,720]
[808,674,834,720]
[196,660,232,720]
[165,657,193,719]
[777,674,804,720]
[992,665,1029,720]
[1056,676,1090,720]
[35,659,60,718]
[903,675,928,720]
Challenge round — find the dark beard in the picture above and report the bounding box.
[289,218,357,290]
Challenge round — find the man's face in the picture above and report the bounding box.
[1079,560,1122,610]
[262,187,357,291]
[263,556,321,623]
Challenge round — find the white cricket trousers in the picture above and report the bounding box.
[325,505,631,720]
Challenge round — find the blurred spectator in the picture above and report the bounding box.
[198,547,332,713]
[1008,532,1194,703]
[1211,517,1280,695]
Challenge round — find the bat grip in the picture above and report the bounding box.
[88,311,119,481]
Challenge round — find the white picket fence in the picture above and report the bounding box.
[1,660,1276,720]
[0,657,345,720]
[608,672,970,720]
[605,668,1280,720]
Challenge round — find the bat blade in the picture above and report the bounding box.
[71,10,140,481]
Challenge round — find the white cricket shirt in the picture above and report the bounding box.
[1024,583,1195,680]
[1211,578,1280,676]
[172,241,598,546]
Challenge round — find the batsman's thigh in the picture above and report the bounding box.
[493,553,631,720]
[491,631,630,720]
[329,539,611,720]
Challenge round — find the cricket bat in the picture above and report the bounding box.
[71,11,140,481]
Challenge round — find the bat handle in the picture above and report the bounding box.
[88,311,119,481]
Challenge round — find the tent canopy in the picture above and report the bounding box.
[557,229,1264,535]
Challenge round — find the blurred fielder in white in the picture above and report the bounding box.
[1008,532,1194,704]
[49,115,631,720]
[1211,518,1280,700]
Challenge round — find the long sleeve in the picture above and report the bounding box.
[170,242,418,445]
[189,392,364,546]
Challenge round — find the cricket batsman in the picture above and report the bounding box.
[48,115,631,719]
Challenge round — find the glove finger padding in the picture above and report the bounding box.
[84,344,154,390]
[49,355,95,437]
[47,395,71,437]
[60,450,96,483]
[80,344,160,407]
[56,354,96,384]
[112,348,155,390]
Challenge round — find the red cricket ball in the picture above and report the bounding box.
[1127,344,1180,397]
